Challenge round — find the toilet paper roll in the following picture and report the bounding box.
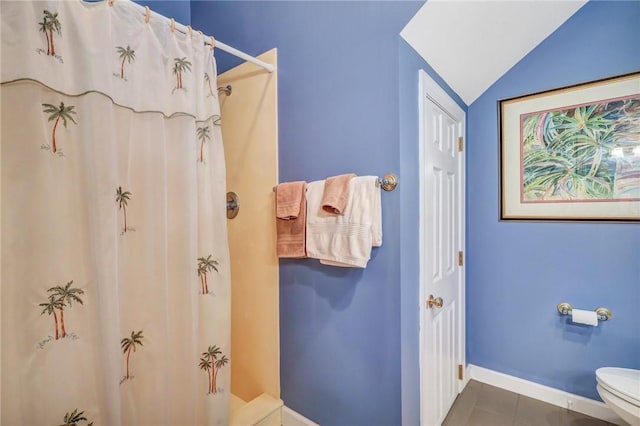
[571,309,599,326]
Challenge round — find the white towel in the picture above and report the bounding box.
[306,176,382,268]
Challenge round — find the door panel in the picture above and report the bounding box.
[421,81,464,425]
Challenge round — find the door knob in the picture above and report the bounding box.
[427,294,443,309]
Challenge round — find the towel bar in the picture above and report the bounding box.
[272,173,398,192]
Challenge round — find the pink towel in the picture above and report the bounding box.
[276,182,307,258]
[276,181,306,219]
[321,173,356,214]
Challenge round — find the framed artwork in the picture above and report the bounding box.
[499,71,640,222]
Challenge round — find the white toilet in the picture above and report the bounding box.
[596,367,640,425]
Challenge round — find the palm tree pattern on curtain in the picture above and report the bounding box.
[59,408,94,426]
[197,255,218,295]
[199,345,229,394]
[115,186,132,234]
[115,45,135,80]
[196,125,210,163]
[42,102,77,154]
[39,294,63,340]
[39,280,85,340]
[121,330,144,383]
[38,10,61,58]
[173,57,192,91]
[204,73,214,97]
[5,3,230,422]
[522,98,640,201]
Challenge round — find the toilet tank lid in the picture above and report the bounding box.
[596,367,640,402]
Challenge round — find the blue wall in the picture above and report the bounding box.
[192,1,427,425]
[466,1,640,401]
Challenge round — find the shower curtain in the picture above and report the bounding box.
[1,1,231,424]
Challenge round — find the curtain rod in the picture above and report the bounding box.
[116,0,275,73]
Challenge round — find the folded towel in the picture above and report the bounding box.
[276,182,307,258]
[276,181,306,220]
[306,176,382,268]
[322,173,356,214]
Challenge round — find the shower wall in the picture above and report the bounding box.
[218,49,280,402]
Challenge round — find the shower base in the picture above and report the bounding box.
[230,392,283,426]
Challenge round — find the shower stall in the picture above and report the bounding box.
[0,1,280,424]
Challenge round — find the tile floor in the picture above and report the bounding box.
[442,379,618,426]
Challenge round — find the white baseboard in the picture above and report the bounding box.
[282,406,320,426]
[467,364,625,425]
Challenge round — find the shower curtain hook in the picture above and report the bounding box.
[108,0,115,6]
[170,18,176,33]
[209,36,216,51]
[187,25,193,38]
[144,6,150,24]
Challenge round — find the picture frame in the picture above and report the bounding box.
[499,71,640,222]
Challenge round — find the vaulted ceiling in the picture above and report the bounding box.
[400,0,587,105]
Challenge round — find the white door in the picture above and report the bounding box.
[419,70,466,426]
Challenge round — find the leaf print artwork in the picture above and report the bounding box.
[59,408,93,426]
[197,255,218,295]
[39,281,85,344]
[115,186,133,234]
[196,125,211,163]
[199,345,229,394]
[172,57,192,92]
[42,102,77,154]
[115,45,136,80]
[37,10,63,62]
[522,97,640,201]
[121,330,144,383]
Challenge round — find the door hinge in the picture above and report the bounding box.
[458,251,463,266]
[457,136,464,152]
[458,364,464,380]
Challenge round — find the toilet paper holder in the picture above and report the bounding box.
[557,302,612,321]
